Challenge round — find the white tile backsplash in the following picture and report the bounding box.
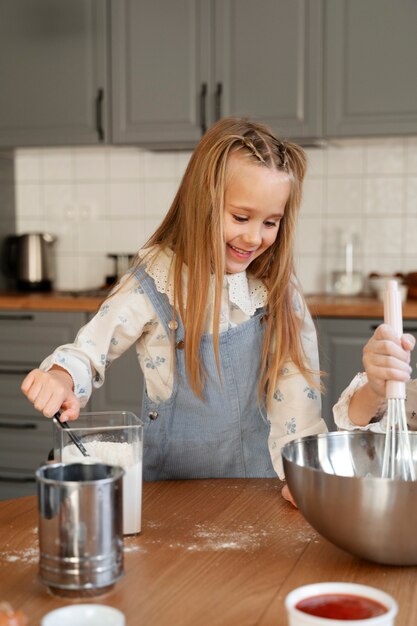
[364,139,406,175]
[14,149,41,182]
[109,181,144,218]
[73,148,108,181]
[42,149,74,181]
[406,138,417,173]
[364,217,403,256]
[109,148,144,180]
[326,143,365,176]
[364,177,405,215]
[143,180,178,216]
[326,177,363,215]
[13,137,417,294]
[15,183,42,218]
[406,177,417,214]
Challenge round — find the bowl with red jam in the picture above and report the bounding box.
[286,582,397,625]
[281,431,417,565]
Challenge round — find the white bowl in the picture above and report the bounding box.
[41,604,125,626]
[368,276,407,302]
[285,582,397,626]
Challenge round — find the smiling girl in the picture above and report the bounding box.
[21,117,327,500]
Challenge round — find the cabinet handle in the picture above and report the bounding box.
[0,368,33,376]
[200,83,207,134]
[215,82,223,121]
[95,87,104,142]
[0,422,37,430]
[0,475,36,484]
[0,314,34,321]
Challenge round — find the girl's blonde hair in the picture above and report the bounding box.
[136,117,316,404]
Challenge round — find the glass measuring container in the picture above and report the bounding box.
[53,411,143,535]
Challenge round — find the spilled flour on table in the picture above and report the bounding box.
[1,527,39,564]
[163,522,269,552]
[0,546,38,564]
[138,520,317,552]
[123,536,147,554]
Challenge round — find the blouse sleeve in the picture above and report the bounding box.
[266,291,327,480]
[39,272,155,406]
[333,373,417,433]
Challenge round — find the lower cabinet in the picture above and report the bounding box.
[0,309,143,500]
[89,344,143,415]
[315,317,417,431]
[0,310,86,499]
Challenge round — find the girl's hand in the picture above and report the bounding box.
[21,366,80,422]
[362,323,415,398]
[281,484,298,508]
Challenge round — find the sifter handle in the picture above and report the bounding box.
[383,280,406,399]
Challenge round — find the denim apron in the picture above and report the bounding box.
[136,267,277,481]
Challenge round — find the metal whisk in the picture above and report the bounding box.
[381,280,416,480]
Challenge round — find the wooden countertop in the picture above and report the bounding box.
[2,291,417,318]
[0,479,416,625]
[0,292,105,313]
[307,294,417,319]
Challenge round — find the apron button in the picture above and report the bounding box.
[175,340,184,349]
[148,411,159,420]
[168,320,178,330]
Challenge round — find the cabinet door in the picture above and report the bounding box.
[0,310,86,367]
[316,317,417,429]
[111,0,210,147]
[0,310,87,500]
[90,344,144,416]
[325,0,417,137]
[316,318,373,429]
[214,0,322,140]
[0,0,108,147]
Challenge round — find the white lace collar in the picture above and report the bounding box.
[138,246,267,316]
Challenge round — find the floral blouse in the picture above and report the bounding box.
[41,247,327,479]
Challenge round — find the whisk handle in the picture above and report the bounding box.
[384,280,406,399]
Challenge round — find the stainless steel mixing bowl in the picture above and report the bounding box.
[282,431,417,565]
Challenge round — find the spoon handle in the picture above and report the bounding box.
[53,413,90,457]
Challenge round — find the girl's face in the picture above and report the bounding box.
[223,152,291,274]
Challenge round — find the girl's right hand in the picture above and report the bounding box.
[362,323,415,398]
[21,366,80,422]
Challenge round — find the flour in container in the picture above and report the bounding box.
[62,441,142,535]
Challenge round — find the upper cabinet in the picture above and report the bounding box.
[110,0,211,147]
[214,0,322,142]
[325,0,417,137]
[111,0,322,147]
[0,0,108,147]
[0,0,416,148]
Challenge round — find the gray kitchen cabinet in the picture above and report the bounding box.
[111,0,322,146]
[315,317,417,430]
[89,344,144,416]
[325,0,417,137]
[0,310,85,499]
[0,0,108,147]
[0,308,144,499]
[111,0,211,147]
[214,0,322,141]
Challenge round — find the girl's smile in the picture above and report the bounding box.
[224,152,291,274]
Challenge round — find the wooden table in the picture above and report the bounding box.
[1,479,416,625]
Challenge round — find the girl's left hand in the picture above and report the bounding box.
[281,484,297,508]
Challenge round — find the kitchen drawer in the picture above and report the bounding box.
[0,468,37,500]
[0,363,49,416]
[0,413,52,473]
[0,310,86,363]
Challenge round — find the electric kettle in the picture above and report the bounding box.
[2,233,56,291]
